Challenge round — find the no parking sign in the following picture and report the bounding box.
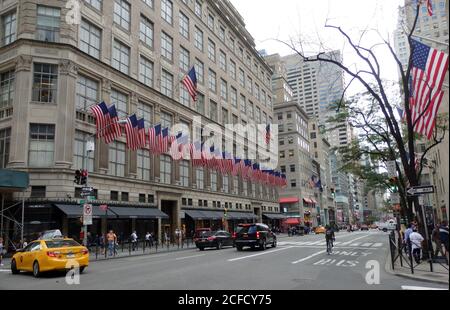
[83,204,93,225]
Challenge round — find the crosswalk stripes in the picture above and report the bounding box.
[277,240,385,249]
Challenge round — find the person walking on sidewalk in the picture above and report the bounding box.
[106,230,117,256]
[409,228,424,264]
[439,221,449,262]
[145,232,151,248]
[432,224,445,258]
[131,231,138,251]
[0,237,4,266]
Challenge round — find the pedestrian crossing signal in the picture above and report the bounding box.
[80,169,88,185]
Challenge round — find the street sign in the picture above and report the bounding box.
[406,185,434,196]
[83,204,93,225]
[80,187,94,197]
[386,161,397,178]
[418,195,424,205]
[391,193,400,205]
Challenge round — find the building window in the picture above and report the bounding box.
[220,79,228,101]
[32,63,58,103]
[137,101,153,127]
[255,107,261,123]
[222,108,228,125]
[196,93,205,115]
[180,84,190,106]
[279,151,285,159]
[290,164,295,172]
[80,19,101,59]
[210,100,218,122]
[1,11,16,46]
[194,59,204,84]
[139,56,154,87]
[29,124,55,167]
[140,15,154,48]
[196,168,204,189]
[290,180,297,188]
[179,11,189,39]
[160,111,173,128]
[194,0,202,18]
[36,6,60,42]
[73,131,95,172]
[139,194,146,203]
[180,160,190,187]
[0,70,15,111]
[137,149,151,180]
[243,181,248,196]
[229,60,236,80]
[179,46,190,72]
[248,101,254,119]
[240,95,246,114]
[113,0,130,30]
[110,191,119,201]
[239,68,245,88]
[194,27,203,51]
[111,89,128,118]
[219,25,225,42]
[289,150,294,157]
[231,87,237,108]
[108,141,126,177]
[112,40,130,74]
[208,39,216,62]
[211,171,217,191]
[121,192,129,202]
[161,0,173,24]
[219,50,227,72]
[247,76,253,94]
[161,32,173,61]
[85,0,102,11]
[161,69,173,98]
[0,128,10,168]
[142,0,153,8]
[31,186,46,198]
[208,69,216,93]
[207,13,214,30]
[148,194,155,204]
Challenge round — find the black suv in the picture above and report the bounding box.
[234,223,277,251]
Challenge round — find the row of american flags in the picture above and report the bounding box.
[90,101,287,187]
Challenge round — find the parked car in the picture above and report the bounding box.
[234,223,277,251]
[314,226,326,234]
[360,224,369,231]
[11,238,89,277]
[194,230,234,250]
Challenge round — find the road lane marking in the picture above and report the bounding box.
[372,243,383,247]
[228,246,294,262]
[361,243,373,247]
[350,243,361,246]
[175,254,206,260]
[292,250,325,264]
[0,270,10,272]
[401,286,447,290]
[340,234,371,245]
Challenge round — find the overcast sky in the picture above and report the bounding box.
[229,0,405,93]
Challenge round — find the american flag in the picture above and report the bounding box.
[169,132,188,160]
[105,105,122,144]
[409,39,449,139]
[147,124,161,153]
[159,128,170,154]
[223,152,233,174]
[90,102,110,138]
[182,67,198,102]
[125,114,140,150]
[232,158,241,176]
[190,142,204,167]
[425,0,433,16]
[137,118,146,149]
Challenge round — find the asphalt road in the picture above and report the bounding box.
[0,230,447,290]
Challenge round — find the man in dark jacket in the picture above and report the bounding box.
[439,221,449,261]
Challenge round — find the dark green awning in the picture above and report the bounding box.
[228,212,257,220]
[0,169,29,192]
[107,206,168,219]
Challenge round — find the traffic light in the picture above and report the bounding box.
[330,188,335,198]
[74,170,81,185]
[80,169,88,185]
[388,177,398,193]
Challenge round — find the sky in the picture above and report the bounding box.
[229,0,405,94]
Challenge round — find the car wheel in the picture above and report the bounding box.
[216,242,223,250]
[198,247,205,251]
[11,259,19,275]
[272,238,277,248]
[236,245,243,251]
[260,239,267,251]
[79,266,85,274]
[33,261,41,278]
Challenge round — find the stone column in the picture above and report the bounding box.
[54,60,78,169]
[8,55,33,168]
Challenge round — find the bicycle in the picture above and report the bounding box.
[326,238,333,255]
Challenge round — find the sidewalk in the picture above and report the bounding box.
[386,253,449,285]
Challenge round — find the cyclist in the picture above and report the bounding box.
[325,225,335,254]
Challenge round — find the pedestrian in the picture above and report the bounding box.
[432,224,445,258]
[164,230,169,245]
[409,228,424,264]
[175,228,181,245]
[404,223,414,255]
[439,220,449,261]
[145,232,152,248]
[22,239,28,248]
[288,227,292,237]
[106,230,117,256]
[131,231,138,251]
[0,237,4,266]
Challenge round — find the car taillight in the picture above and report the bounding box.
[256,231,260,239]
[207,236,216,241]
[232,233,237,239]
[82,249,89,255]
[47,251,57,257]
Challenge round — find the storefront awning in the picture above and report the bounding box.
[0,169,29,192]
[279,197,299,204]
[55,204,117,219]
[107,206,169,219]
[284,218,300,225]
[228,212,257,220]
[303,198,313,204]
[184,210,224,220]
[263,213,287,220]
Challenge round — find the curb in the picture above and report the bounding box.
[384,249,449,285]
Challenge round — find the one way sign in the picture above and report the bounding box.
[407,185,434,196]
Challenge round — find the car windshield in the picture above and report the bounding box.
[45,240,81,248]
[238,226,257,234]
[195,231,212,238]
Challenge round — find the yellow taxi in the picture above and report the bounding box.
[314,226,326,234]
[11,238,89,277]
